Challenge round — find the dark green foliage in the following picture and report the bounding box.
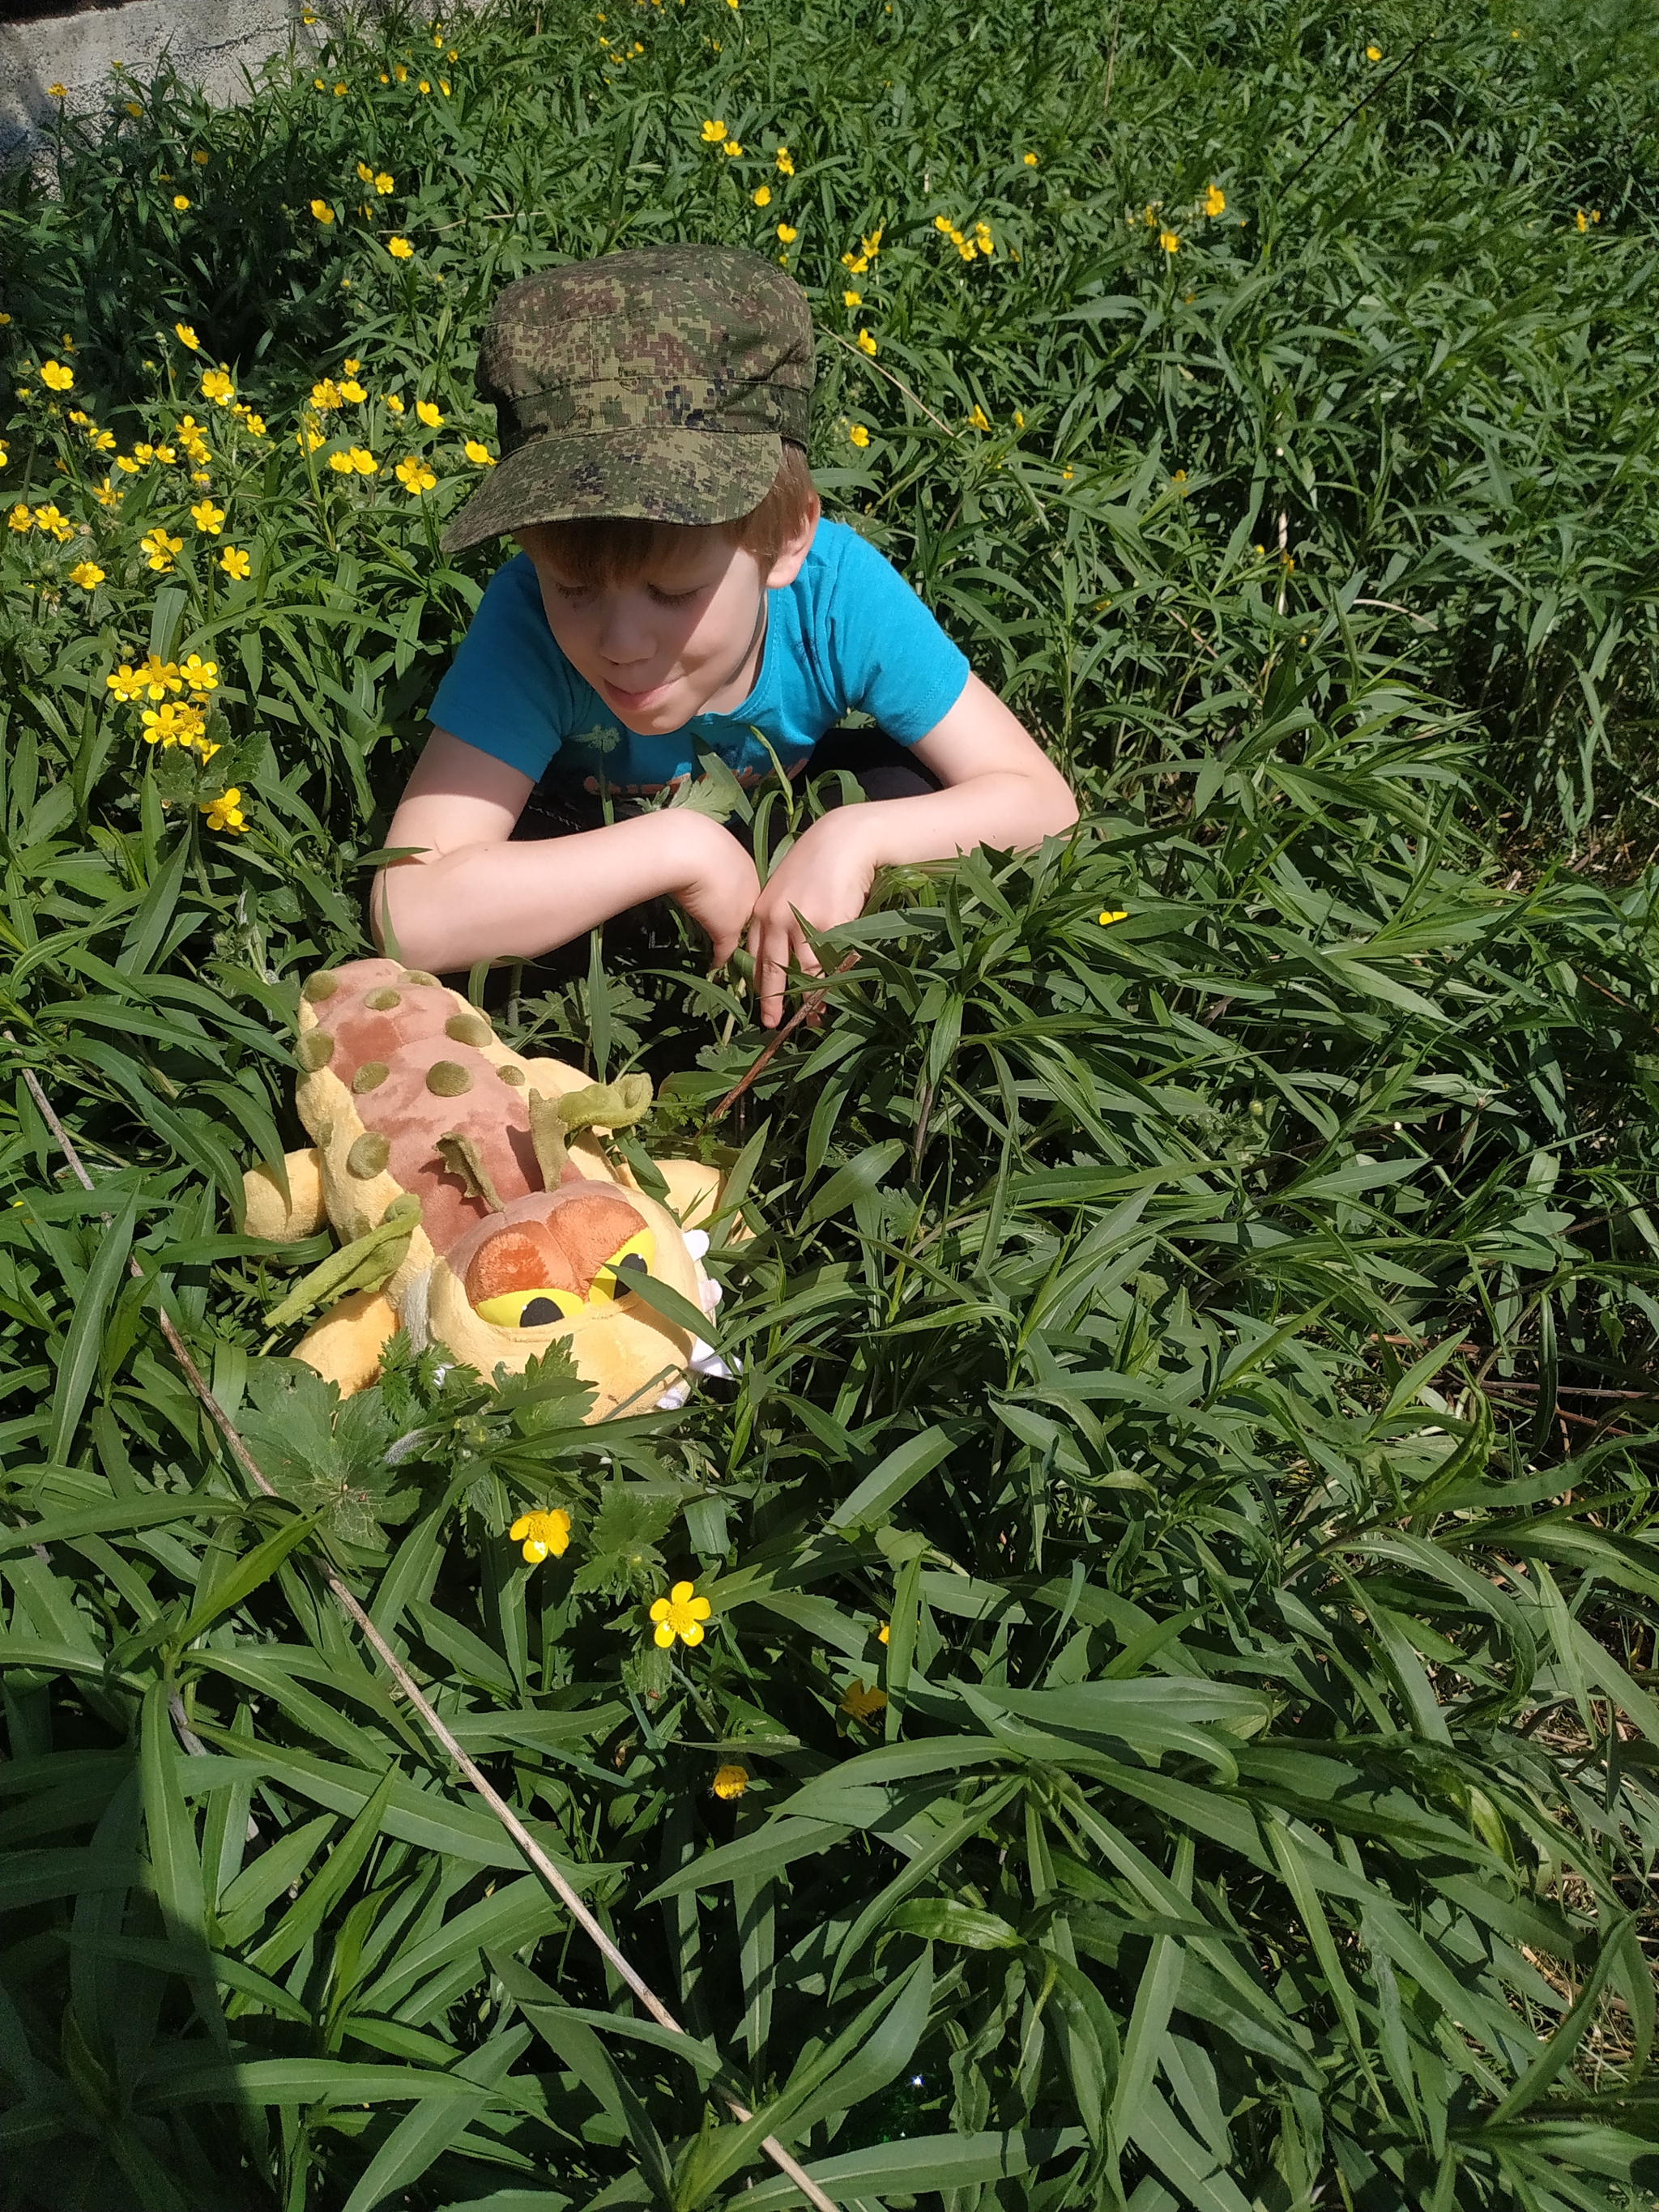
[2,2,1658,2209]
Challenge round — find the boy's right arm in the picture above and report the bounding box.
[372,730,759,973]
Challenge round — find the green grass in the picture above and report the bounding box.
[2,2,1658,2207]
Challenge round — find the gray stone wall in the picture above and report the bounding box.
[1,0,317,168]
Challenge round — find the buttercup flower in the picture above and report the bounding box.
[329,445,377,475]
[125,100,142,118]
[849,423,870,447]
[777,223,797,243]
[190,498,225,535]
[1098,908,1128,926]
[91,428,117,452]
[877,1621,891,1643]
[711,1762,748,1800]
[311,378,342,411]
[202,369,235,404]
[510,1508,572,1564]
[416,399,443,428]
[1013,408,1026,428]
[200,788,247,833]
[33,505,73,542]
[173,194,190,210]
[839,1679,887,1722]
[47,82,67,98]
[1576,210,1588,232]
[394,454,437,494]
[387,236,415,258]
[310,198,335,224]
[69,560,105,590]
[463,438,495,466]
[220,545,251,579]
[700,117,727,140]
[753,184,771,207]
[141,701,206,748]
[374,171,394,194]
[6,504,30,535]
[193,150,209,166]
[968,403,991,431]
[1367,43,1382,60]
[142,527,185,571]
[975,222,995,255]
[356,160,375,183]
[1204,182,1226,216]
[650,1579,712,1649]
[386,394,407,416]
[1023,151,1038,165]
[775,146,794,175]
[1158,228,1179,253]
[40,360,74,392]
[178,654,219,693]
[339,378,367,403]
[855,329,877,356]
[174,321,201,350]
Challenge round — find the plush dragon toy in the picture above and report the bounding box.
[242,959,731,1421]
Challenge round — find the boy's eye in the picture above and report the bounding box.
[648,584,700,607]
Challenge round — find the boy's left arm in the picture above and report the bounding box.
[744,672,1079,1026]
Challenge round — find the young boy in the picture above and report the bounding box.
[377,245,1077,1028]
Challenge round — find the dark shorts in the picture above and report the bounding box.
[493,727,939,987]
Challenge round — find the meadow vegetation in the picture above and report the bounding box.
[2,1,1658,2207]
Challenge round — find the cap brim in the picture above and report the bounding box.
[439,428,784,553]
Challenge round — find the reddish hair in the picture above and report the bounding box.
[517,443,818,588]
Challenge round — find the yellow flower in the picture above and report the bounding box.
[172,193,190,210]
[339,378,367,403]
[394,454,437,494]
[855,329,877,356]
[68,560,105,590]
[1158,228,1179,253]
[47,83,67,98]
[220,545,251,579]
[311,377,342,411]
[777,222,798,243]
[1576,209,1588,232]
[1098,908,1129,926]
[334,82,348,96]
[297,424,325,454]
[1204,182,1226,216]
[202,369,235,404]
[386,394,407,416]
[188,499,224,535]
[975,221,995,254]
[968,403,991,431]
[934,214,953,233]
[178,654,219,693]
[862,226,884,257]
[394,63,407,80]
[327,445,377,475]
[463,438,496,466]
[649,1578,712,1650]
[842,250,869,272]
[93,483,123,509]
[40,360,74,392]
[1013,408,1025,428]
[1023,151,1038,165]
[310,198,335,224]
[440,80,450,94]
[7,505,32,534]
[723,139,743,156]
[193,150,209,166]
[200,788,247,833]
[105,663,146,700]
[775,147,794,175]
[154,443,177,465]
[387,236,415,258]
[125,100,143,118]
[510,1508,571,1564]
[315,77,326,90]
[843,288,863,308]
[849,422,870,447]
[243,412,267,437]
[356,160,375,183]
[32,504,73,542]
[877,1621,890,1643]
[416,399,444,428]
[1366,43,1382,60]
[418,79,430,92]
[374,171,394,194]
[174,321,203,352]
[711,1762,748,1800]
[142,527,185,572]
[838,1679,887,1722]
[753,183,771,207]
[141,700,205,748]
[701,117,727,140]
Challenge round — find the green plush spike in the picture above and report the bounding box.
[435,1130,504,1212]
[558,1073,653,1132]
[262,1194,421,1331]
[527,1089,569,1191]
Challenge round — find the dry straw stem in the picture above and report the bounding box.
[11,1052,839,2212]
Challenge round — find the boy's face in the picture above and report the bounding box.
[519,516,815,736]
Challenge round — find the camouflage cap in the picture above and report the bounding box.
[439,244,815,553]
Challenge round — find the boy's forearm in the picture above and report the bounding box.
[373,810,748,973]
[817,769,1078,873]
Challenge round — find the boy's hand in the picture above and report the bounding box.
[745,811,876,1029]
[661,811,761,969]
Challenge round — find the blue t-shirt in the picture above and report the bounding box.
[428,517,970,795]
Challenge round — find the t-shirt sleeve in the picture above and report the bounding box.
[427,554,570,782]
[818,523,970,745]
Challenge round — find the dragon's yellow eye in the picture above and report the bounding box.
[476,1285,586,1328]
[586,1228,655,1306]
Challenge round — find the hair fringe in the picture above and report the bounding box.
[518,444,818,586]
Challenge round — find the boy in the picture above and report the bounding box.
[377,245,1077,1028]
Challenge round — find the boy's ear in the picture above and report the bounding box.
[763,492,821,591]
